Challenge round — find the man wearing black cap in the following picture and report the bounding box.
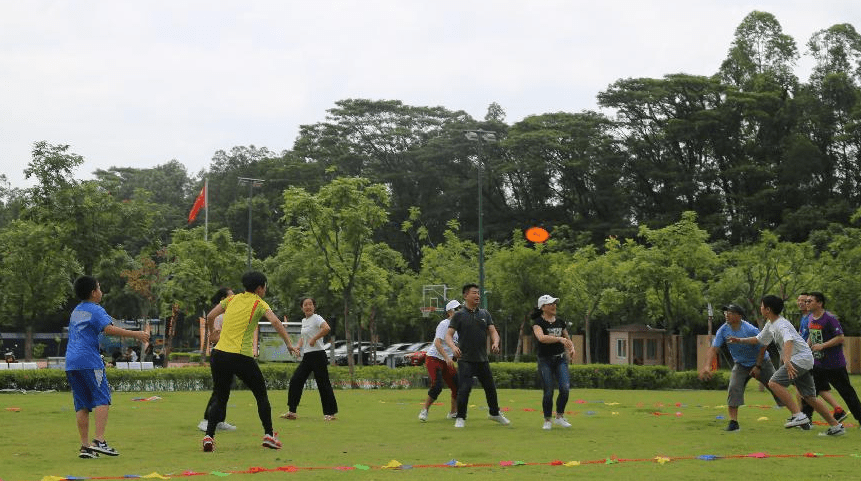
[699,303,779,431]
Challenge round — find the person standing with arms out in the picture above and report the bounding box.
[419,299,461,422]
[66,275,150,458]
[445,283,511,428]
[729,295,844,436]
[282,297,337,421]
[532,295,575,430]
[800,292,861,425]
[202,271,297,452]
[698,304,780,432]
[198,287,238,432]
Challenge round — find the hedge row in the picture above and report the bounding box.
[0,363,728,392]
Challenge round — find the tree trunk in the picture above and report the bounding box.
[513,314,527,362]
[343,295,357,388]
[356,312,363,366]
[163,304,178,368]
[24,325,33,361]
[368,308,377,365]
[584,314,592,364]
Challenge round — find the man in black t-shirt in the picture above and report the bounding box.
[445,283,511,428]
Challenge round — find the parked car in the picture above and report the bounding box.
[324,340,350,361]
[374,342,415,365]
[334,342,384,366]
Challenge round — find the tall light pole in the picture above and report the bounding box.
[464,129,497,310]
[237,177,265,270]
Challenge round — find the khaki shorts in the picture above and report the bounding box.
[769,361,816,398]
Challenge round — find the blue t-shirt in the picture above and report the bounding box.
[712,320,769,367]
[799,314,810,340]
[65,301,113,370]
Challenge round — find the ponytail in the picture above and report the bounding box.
[529,307,542,320]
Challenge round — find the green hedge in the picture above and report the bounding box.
[0,363,727,392]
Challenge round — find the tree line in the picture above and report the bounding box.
[1,11,860,366]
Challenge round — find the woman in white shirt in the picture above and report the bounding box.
[281,298,338,421]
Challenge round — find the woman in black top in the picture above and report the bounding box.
[532,295,575,430]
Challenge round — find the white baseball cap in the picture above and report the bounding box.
[445,300,461,312]
[537,294,559,308]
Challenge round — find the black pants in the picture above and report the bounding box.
[456,360,500,419]
[801,366,861,422]
[287,350,338,416]
[207,349,273,436]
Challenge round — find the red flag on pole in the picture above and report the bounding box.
[188,184,206,223]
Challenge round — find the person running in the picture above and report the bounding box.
[795,292,846,422]
[202,271,297,452]
[531,294,575,430]
[799,292,861,425]
[698,303,780,431]
[728,294,844,436]
[418,299,461,422]
[282,297,337,421]
[197,287,238,432]
[445,283,511,428]
[66,275,150,459]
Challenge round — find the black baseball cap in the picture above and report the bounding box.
[722,304,745,317]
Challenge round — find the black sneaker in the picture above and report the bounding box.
[834,409,848,423]
[724,420,740,432]
[78,446,98,459]
[89,439,119,456]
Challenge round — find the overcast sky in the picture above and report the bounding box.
[2,1,859,189]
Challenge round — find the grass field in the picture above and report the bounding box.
[2,381,861,481]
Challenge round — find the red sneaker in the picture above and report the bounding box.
[202,435,214,452]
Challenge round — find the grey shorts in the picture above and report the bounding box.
[769,361,816,398]
[727,361,777,407]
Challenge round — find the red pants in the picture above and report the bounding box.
[425,356,458,400]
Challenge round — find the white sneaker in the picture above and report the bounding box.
[418,409,428,422]
[197,420,208,432]
[489,414,511,426]
[217,422,237,431]
[445,412,458,419]
[454,417,465,428]
[784,413,810,428]
[553,417,572,428]
[819,424,846,436]
[542,421,552,430]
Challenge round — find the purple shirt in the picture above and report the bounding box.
[807,311,846,369]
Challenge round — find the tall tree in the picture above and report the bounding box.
[0,220,81,358]
[503,111,629,242]
[281,177,390,377]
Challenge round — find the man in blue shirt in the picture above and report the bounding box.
[699,304,779,431]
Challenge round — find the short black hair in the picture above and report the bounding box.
[211,287,232,306]
[74,276,99,301]
[242,271,267,292]
[809,291,826,307]
[462,283,479,295]
[761,294,784,315]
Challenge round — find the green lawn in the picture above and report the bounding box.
[2,383,860,481]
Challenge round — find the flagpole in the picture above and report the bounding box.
[204,177,208,242]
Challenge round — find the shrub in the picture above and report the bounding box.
[0,363,727,392]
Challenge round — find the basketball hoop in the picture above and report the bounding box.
[420,307,435,318]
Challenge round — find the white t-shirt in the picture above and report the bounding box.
[756,315,813,370]
[426,318,458,360]
[300,313,326,354]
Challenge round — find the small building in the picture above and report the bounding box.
[607,324,667,366]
